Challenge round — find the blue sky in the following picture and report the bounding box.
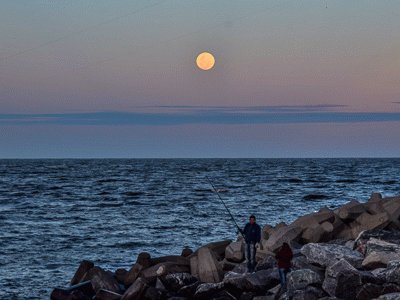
[1,1,399,157]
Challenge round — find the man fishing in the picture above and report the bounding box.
[206,177,261,272]
[240,215,261,273]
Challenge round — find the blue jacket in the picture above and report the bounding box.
[242,222,261,244]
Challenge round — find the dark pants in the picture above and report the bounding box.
[245,243,256,272]
[279,268,290,286]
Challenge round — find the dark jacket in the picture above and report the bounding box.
[276,244,293,269]
[242,222,261,244]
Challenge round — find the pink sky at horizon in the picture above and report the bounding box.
[0,0,399,157]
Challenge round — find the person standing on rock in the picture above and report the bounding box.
[240,215,261,273]
[275,242,293,287]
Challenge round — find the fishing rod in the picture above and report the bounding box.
[205,176,244,238]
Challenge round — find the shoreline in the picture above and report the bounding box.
[51,192,400,300]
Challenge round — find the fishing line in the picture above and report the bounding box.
[205,175,245,238]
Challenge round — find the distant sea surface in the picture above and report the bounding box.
[1,158,399,298]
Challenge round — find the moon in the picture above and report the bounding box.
[196,52,215,71]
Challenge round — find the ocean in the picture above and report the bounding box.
[0,158,399,298]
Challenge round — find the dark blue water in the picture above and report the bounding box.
[0,158,399,298]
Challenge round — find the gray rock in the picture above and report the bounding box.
[181,247,193,257]
[263,225,303,252]
[219,258,239,272]
[83,266,122,294]
[141,262,190,281]
[322,259,362,299]
[161,272,198,291]
[193,282,224,300]
[143,286,164,300]
[291,286,326,300]
[123,263,143,286]
[256,255,277,271]
[197,246,223,283]
[355,283,385,300]
[376,293,400,300]
[359,270,386,285]
[177,281,200,298]
[362,238,400,269]
[50,281,95,300]
[115,268,128,285]
[121,277,148,300]
[301,243,364,268]
[223,269,280,296]
[137,252,151,268]
[356,283,400,300]
[355,230,400,252]
[287,269,322,292]
[386,260,400,284]
[291,256,325,278]
[70,260,94,285]
[225,241,244,263]
[95,289,122,300]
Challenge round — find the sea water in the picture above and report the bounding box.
[0,158,399,298]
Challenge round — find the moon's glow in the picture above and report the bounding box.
[196,52,215,70]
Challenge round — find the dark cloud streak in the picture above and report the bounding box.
[1,108,400,126]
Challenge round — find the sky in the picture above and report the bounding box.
[0,0,399,158]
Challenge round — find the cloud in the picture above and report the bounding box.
[1,105,400,126]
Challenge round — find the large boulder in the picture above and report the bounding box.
[376,293,400,300]
[287,269,323,292]
[142,286,164,300]
[293,208,335,228]
[176,281,200,298]
[197,247,223,283]
[123,263,144,286]
[95,289,122,300]
[351,212,390,238]
[136,252,151,268]
[181,247,193,257]
[225,241,244,263]
[115,268,128,285]
[82,267,121,294]
[223,269,280,296]
[255,255,277,271]
[337,200,366,220]
[70,260,94,285]
[190,255,199,278]
[291,256,325,278]
[291,286,326,300]
[382,196,400,228]
[121,277,148,300]
[355,283,383,300]
[363,249,400,270]
[361,237,400,270]
[301,243,364,268]
[355,283,400,300]
[193,282,224,300]
[150,255,189,267]
[191,240,231,260]
[355,229,400,256]
[160,272,197,291]
[322,259,362,299]
[365,193,385,215]
[50,281,95,300]
[385,260,400,284]
[263,225,303,252]
[141,262,190,281]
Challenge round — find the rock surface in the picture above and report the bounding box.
[301,243,364,268]
[50,193,400,300]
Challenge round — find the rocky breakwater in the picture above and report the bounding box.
[51,193,400,300]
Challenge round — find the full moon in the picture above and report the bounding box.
[196,52,215,71]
